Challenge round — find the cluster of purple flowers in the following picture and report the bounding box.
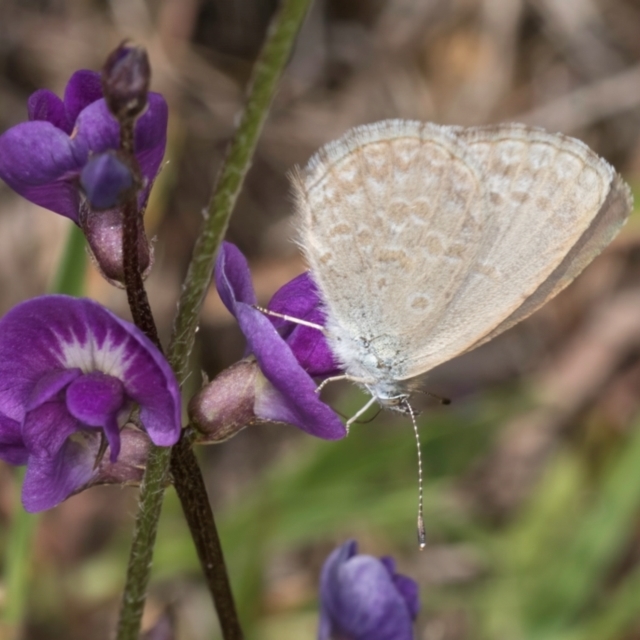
[0,60,420,639]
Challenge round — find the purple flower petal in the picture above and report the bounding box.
[22,435,98,512]
[319,541,417,640]
[268,273,340,377]
[65,372,126,460]
[63,70,103,125]
[134,93,169,190]
[0,120,87,221]
[22,401,80,459]
[80,152,134,209]
[27,89,68,131]
[215,242,257,313]
[26,368,82,412]
[0,413,28,465]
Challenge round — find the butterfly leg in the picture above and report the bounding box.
[345,395,378,434]
[316,374,377,394]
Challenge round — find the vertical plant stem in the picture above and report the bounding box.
[115,447,172,640]
[116,0,313,638]
[168,0,313,381]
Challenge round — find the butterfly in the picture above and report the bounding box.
[291,120,631,416]
[282,120,632,545]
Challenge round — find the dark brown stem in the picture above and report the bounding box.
[171,432,243,639]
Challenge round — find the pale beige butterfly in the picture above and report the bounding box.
[282,120,631,545]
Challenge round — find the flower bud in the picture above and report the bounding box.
[80,204,153,287]
[102,42,151,121]
[189,359,259,443]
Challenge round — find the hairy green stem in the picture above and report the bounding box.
[168,0,313,381]
[116,0,313,637]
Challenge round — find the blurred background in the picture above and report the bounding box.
[2,0,640,638]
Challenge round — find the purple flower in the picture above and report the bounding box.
[0,69,167,222]
[319,540,419,640]
[0,295,181,512]
[213,242,346,440]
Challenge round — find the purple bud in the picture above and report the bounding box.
[102,42,151,121]
[80,151,135,210]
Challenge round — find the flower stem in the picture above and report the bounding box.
[115,0,313,637]
[168,0,314,382]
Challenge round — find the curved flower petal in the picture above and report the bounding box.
[0,120,87,221]
[80,152,134,209]
[26,368,82,412]
[73,94,168,204]
[319,541,417,640]
[27,89,68,131]
[0,413,28,465]
[134,93,169,192]
[215,241,257,312]
[22,434,98,512]
[63,69,103,125]
[268,272,340,377]
[22,401,80,459]
[66,372,126,460]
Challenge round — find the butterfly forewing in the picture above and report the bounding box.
[295,122,487,378]
[294,120,632,383]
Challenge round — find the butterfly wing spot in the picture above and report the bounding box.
[377,248,411,269]
[328,222,353,238]
[475,261,503,282]
[511,191,529,204]
[424,233,445,257]
[409,294,431,311]
[490,191,504,206]
[388,200,414,225]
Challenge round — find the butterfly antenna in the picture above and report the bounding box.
[404,400,426,550]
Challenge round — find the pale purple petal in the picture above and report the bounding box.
[26,368,82,412]
[27,89,68,131]
[65,372,126,460]
[22,435,98,512]
[0,120,87,221]
[22,401,81,458]
[319,541,417,640]
[80,152,134,209]
[63,69,103,125]
[0,413,28,465]
[215,242,257,313]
